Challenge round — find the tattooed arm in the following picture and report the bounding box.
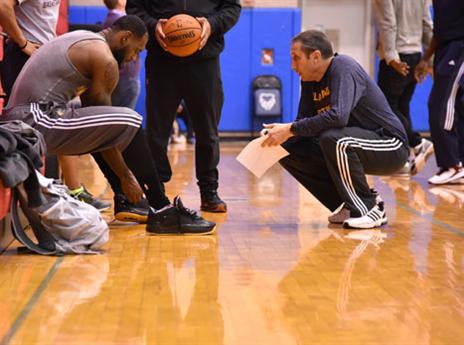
[71,42,144,203]
[80,54,119,107]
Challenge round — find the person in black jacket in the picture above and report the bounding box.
[127,0,241,213]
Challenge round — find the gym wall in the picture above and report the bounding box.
[68,1,431,132]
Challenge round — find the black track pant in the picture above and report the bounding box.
[378,53,422,148]
[145,54,223,192]
[280,127,408,217]
[428,39,464,168]
[92,128,170,209]
[0,42,28,105]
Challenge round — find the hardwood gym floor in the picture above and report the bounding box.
[0,142,463,345]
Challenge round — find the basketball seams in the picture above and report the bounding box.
[164,14,202,57]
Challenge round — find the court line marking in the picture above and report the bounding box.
[0,257,64,345]
[397,202,464,237]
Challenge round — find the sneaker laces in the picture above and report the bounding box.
[176,203,201,220]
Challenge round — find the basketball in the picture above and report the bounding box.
[163,14,202,57]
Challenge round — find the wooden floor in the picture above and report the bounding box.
[1,142,464,345]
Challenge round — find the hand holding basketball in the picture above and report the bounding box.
[196,17,211,50]
[163,14,202,57]
[155,19,168,50]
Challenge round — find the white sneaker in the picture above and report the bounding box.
[411,139,434,175]
[428,164,464,185]
[328,189,382,224]
[343,203,388,229]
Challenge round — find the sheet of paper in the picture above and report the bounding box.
[236,136,289,178]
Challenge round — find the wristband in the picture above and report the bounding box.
[19,40,28,49]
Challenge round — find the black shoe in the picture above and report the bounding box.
[147,196,216,235]
[114,194,149,223]
[70,186,111,211]
[200,190,227,213]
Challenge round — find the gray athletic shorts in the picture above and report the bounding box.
[2,102,142,155]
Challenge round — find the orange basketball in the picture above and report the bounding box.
[163,14,202,57]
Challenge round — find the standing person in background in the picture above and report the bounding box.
[127,0,241,213]
[416,0,464,185]
[374,0,434,176]
[103,0,141,109]
[171,100,195,145]
[0,0,110,211]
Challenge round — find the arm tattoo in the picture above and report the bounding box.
[103,61,118,92]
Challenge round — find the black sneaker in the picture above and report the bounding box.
[114,194,149,223]
[70,186,111,211]
[147,196,216,235]
[200,190,227,213]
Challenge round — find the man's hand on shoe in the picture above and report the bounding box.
[121,172,144,203]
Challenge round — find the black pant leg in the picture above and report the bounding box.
[145,53,182,184]
[428,41,464,168]
[398,53,422,147]
[122,127,170,209]
[182,57,223,192]
[378,57,420,148]
[92,152,124,195]
[280,137,343,211]
[179,105,194,139]
[319,127,408,217]
[0,42,29,104]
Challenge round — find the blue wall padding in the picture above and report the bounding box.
[135,51,147,126]
[249,9,301,125]
[220,10,252,130]
[410,78,432,132]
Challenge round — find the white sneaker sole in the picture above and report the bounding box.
[343,216,388,229]
[428,170,464,185]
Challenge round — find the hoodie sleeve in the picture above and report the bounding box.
[207,0,241,35]
[291,62,365,137]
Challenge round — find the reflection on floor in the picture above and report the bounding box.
[0,142,463,345]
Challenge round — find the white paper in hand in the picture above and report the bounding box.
[236,136,289,178]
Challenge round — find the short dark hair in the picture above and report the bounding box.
[292,30,334,59]
[103,0,118,10]
[111,15,147,38]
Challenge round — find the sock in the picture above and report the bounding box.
[69,185,84,196]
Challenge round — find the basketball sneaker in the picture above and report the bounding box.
[428,164,464,185]
[147,196,216,235]
[411,138,434,175]
[343,203,388,229]
[328,189,383,224]
[70,185,111,211]
[200,190,227,213]
[114,194,149,223]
